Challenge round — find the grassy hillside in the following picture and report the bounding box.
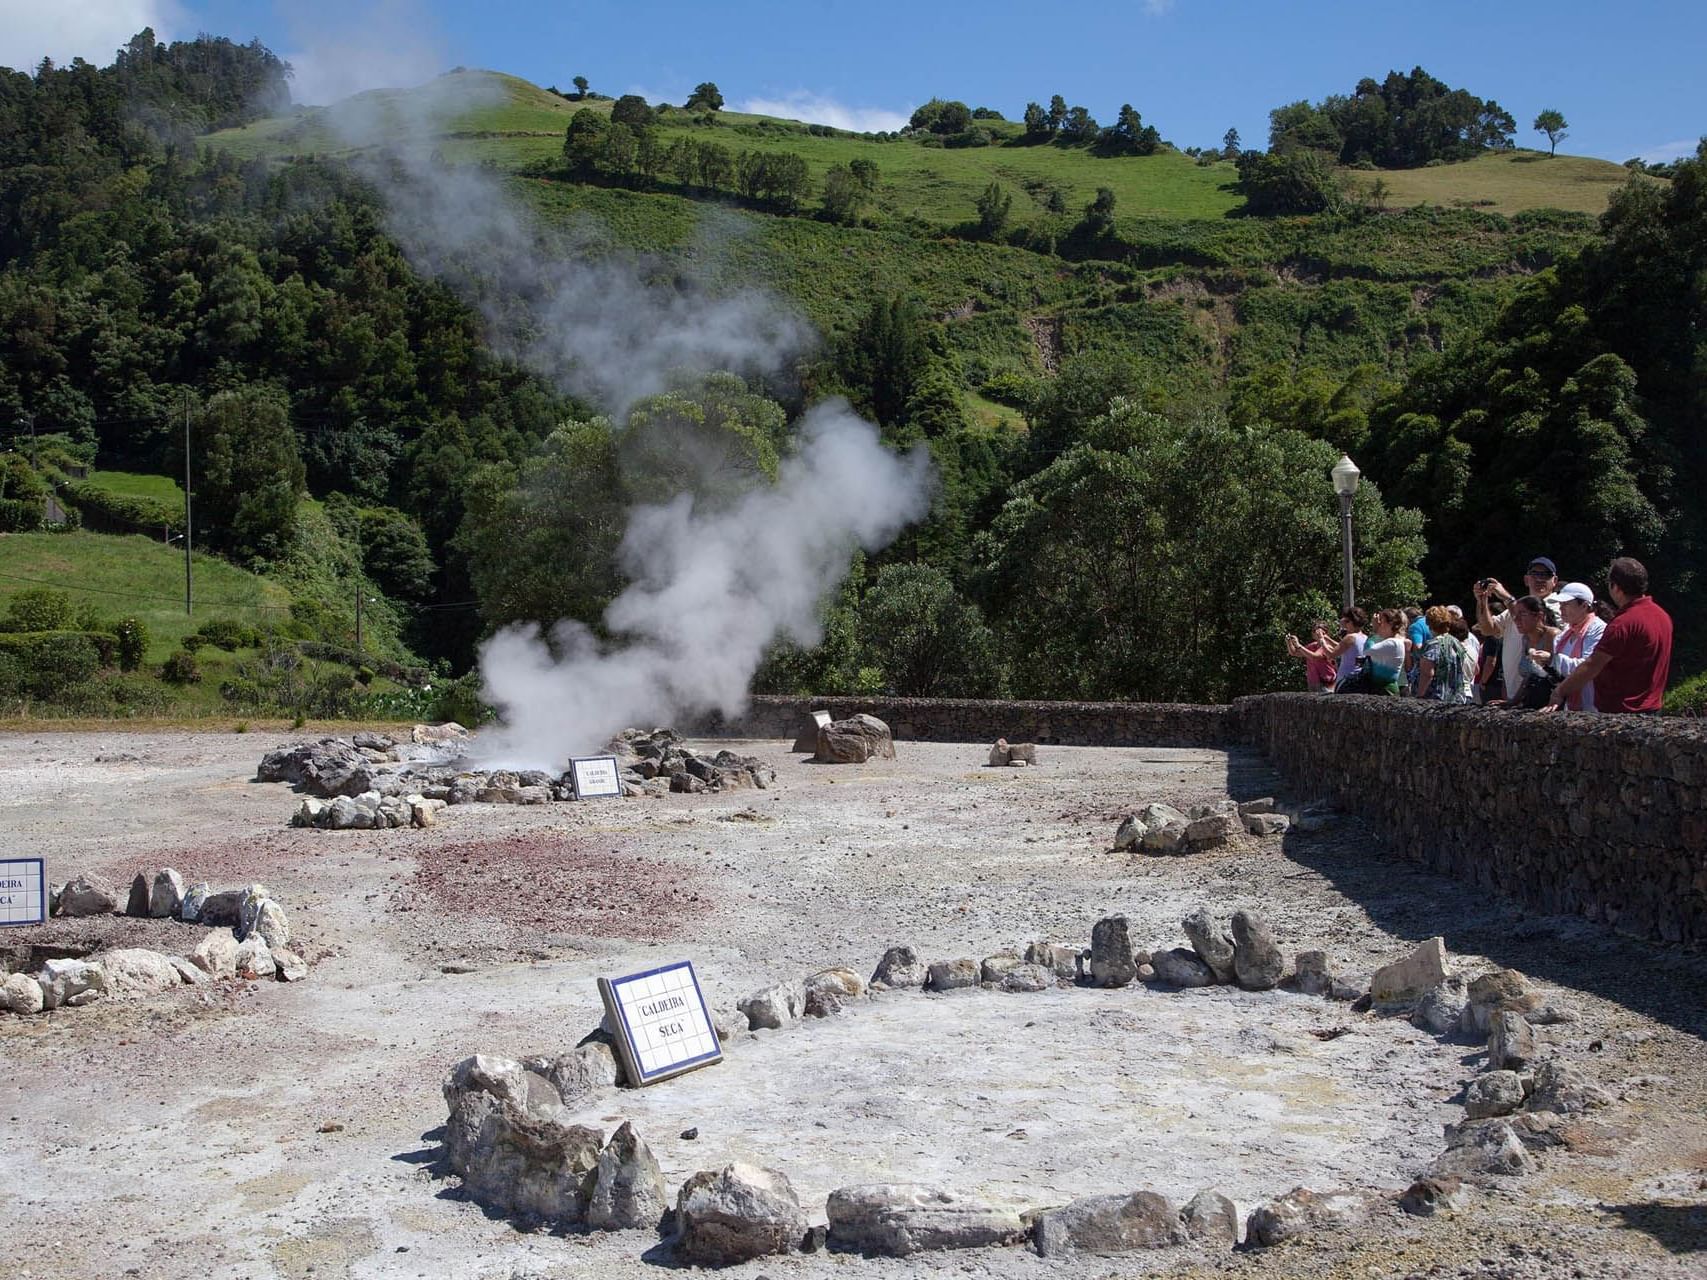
[0,531,291,660]
[1342,150,1652,216]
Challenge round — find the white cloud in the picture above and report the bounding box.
[1638,138,1701,164]
[279,0,447,106]
[734,91,912,134]
[0,0,184,72]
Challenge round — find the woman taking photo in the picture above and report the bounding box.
[1360,608,1408,696]
[1284,619,1341,692]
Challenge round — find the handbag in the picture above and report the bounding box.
[1513,667,1563,710]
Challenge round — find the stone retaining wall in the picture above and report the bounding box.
[1235,695,1707,946]
[704,696,1236,748]
[700,692,1705,945]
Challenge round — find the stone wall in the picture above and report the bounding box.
[1235,694,1707,946]
[705,696,1235,748]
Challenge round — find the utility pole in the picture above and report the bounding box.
[355,586,363,653]
[182,394,193,617]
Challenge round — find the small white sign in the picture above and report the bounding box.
[571,755,623,800]
[598,960,723,1086]
[0,858,46,927]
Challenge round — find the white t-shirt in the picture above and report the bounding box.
[1364,635,1407,683]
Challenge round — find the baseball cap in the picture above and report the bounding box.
[1558,582,1594,605]
[1527,556,1558,577]
[1445,604,1464,619]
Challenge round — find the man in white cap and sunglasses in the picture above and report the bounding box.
[1539,582,1605,711]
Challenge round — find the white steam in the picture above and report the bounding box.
[312,72,932,762]
[479,402,931,766]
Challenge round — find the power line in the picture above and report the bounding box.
[0,569,291,611]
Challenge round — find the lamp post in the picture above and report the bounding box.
[1331,454,1361,612]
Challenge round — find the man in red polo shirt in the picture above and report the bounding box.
[1544,557,1672,714]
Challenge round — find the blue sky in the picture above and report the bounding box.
[4,0,1702,163]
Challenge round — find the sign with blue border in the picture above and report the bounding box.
[571,755,623,800]
[597,960,723,1086]
[0,858,46,927]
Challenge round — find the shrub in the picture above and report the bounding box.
[431,671,492,727]
[195,617,254,651]
[0,498,44,531]
[0,632,100,696]
[181,633,207,653]
[4,588,74,632]
[161,649,202,684]
[1663,672,1707,717]
[114,616,148,672]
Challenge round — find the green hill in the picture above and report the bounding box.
[1342,150,1654,217]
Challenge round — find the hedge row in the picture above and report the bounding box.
[0,498,45,531]
[0,630,116,697]
[62,481,183,535]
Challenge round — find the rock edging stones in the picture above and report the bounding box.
[1,877,306,1017]
[264,727,779,828]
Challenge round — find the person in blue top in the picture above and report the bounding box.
[1404,607,1431,693]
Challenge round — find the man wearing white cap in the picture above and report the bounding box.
[1540,583,1605,712]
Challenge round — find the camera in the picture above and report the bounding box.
[1476,578,1493,589]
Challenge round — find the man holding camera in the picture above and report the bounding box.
[1474,557,1565,702]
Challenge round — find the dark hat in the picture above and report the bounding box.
[1527,556,1557,577]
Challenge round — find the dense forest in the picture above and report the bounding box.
[0,31,1701,719]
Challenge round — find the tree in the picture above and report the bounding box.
[1234,150,1344,215]
[617,372,789,512]
[975,181,1011,239]
[1081,186,1117,236]
[909,98,972,135]
[1533,108,1569,156]
[563,108,607,177]
[611,94,655,127]
[822,164,872,225]
[1061,105,1099,145]
[571,75,589,99]
[602,122,639,182]
[1022,101,1051,141]
[357,506,436,600]
[685,81,723,112]
[858,563,1003,697]
[176,385,306,563]
[1222,126,1241,157]
[1048,94,1068,134]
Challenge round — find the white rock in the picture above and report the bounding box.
[235,883,269,940]
[293,797,328,827]
[233,935,276,979]
[38,958,108,1009]
[1370,936,1448,1003]
[100,948,185,998]
[273,948,309,981]
[738,981,804,1031]
[190,931,240,979]
[1,972,45,1014]
[826,1183,1027,1256]
[252,899,291,950]
[169,957,208,985]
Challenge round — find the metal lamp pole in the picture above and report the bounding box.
[1331,454,1361,612]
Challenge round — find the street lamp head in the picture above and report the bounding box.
[1331,454,1361,498]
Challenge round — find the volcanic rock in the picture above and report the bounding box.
[1033,1191,1185,1256]
[1465,1070,1526,1118]
[1180,1189,1239,1245]
[926,959,979,992]
[1024,942,1080,978]
[100,948,184,998]
[1149,948,1217,988]
[1487,1012,1537,1071]
[56,875,116,918]
[1413,976,1471,1036]
[1112,814,1146,851]
[1400,1177,1463,1217]
[826,1183,1026,1256]
[1370,936,1448,1004]
[1182,908,1236,983]
[1,972,45,1015]
[587,1121,668,1231]
[871,945,926,989]
[1089,916,1138,987]
[38,958,108,1009]
[1465,968,1541,1034]
[125,872,151,917]
[1230,910,1284,990]
[190,931,240,979]
[1527,1058,1611,1114]
[738,981,804,1031]
[814,714,896,764]
[675,1163,807,1265]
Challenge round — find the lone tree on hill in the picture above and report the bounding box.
[1533,108,1569,156]
[611,94,655,127]
[686,81,723,112]
[1222,126,1241,157]
[571,75,589,99]
[975,181,1012,238]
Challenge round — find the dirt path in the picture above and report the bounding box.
[1,731,1703,1279]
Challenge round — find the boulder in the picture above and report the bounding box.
[586,1121,667,1231]
[1230,911,1284,990]
[1293,950,1333,997]
[988,738,1012,767]
[1465,1070,1526,1119]
[871,945,927,990]
[100,948,184,999]
[1149,948,1217,989]
[997,964,1053,993]
[1181,908,1236,983]
[1487,1012,1537,1071]
[257,739,375,798]
[235,884,270,941]
[826,1183,1026,1256]
[1005,742,1038,765]
[1033,1191,1185,1257]
[1089,916,1138,988]
[1,972,45,1015]
[1024,942,1080,979]
[37,958,108,1009]
[1398,1176,1463,1217]
[409,797,447,828]
[1245,1188,1380,1248]
[814,714,896,764]
[1433,1119,1536,1179]
[738,981,804,1031]
[1237,797,1277,816]
[1465,968,1540,1034]
[803,966,867,1017]
[1138,803,1189,854]
[1112,815,1147,851]
[926,959,979,992]
[1526,1058,1611,1114]
[233,936,276,979]
[445,1087,602,1226]
[978,953,1024,983]
[527,1042,621,1105]
[1412,977,1471,1036]
[57,875,117,918]
[125,871,152,917]
[251,900,291,950]
[1184,813,1233,850]
[1180,1189,1239,1245]
[669,771,707,795]
[198,889,243,927]
[675,1163,807,1266]
[273,948,309,982]
[412,721,471,745]
[1243,812,1290,836]
[791,710,832,753]
[179,883,210,923]
[169,956,208,985]
[1369,936,1448,1004]
[189,931,240,979]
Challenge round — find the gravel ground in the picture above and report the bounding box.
[1,729,1704,1280]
